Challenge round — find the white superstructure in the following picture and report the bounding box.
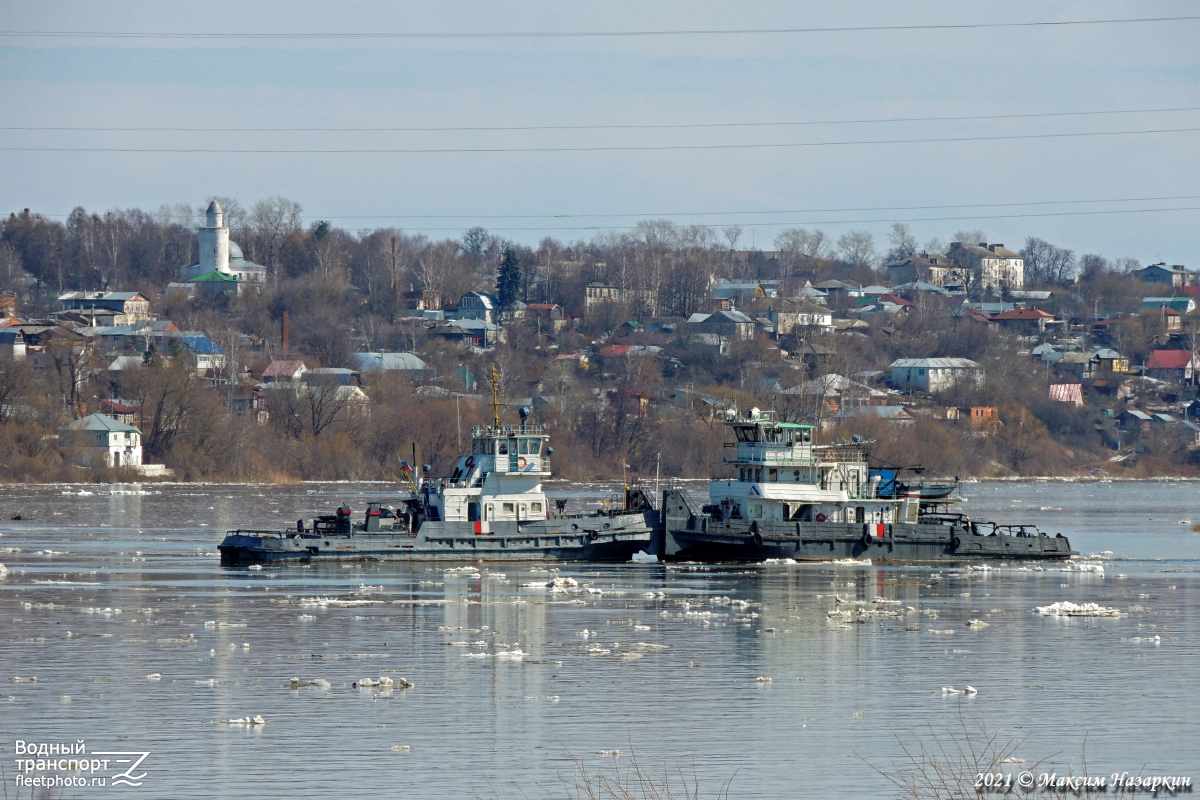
[709,409,917,526]
[424,422,551,527]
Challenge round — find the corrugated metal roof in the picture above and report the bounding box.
[66,412,140,433]
[354,352,426,371]
[890,358,981,369]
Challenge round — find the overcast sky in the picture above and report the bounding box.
[1,1,1198,263]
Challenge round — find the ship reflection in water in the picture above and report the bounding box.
[0,481,1196,799]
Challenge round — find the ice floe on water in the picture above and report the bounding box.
[1033,601,1122,617]
[222,715,266,726]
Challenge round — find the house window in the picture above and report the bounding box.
[502,502,514,513]
[531,502,542,513]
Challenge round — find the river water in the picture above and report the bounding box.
[0,479,1196,798]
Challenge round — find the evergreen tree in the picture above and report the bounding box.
[497,248,522,309]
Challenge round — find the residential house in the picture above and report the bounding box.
[693,309,755,342]
[401,288,442,311]
[64,413,142,468]
[1145,350,1197,384]
[99,398,140,425]
[827,405,916,429]
[262,360,308,383]
[225,385,269,423]
[947,242,1025,290]
[711,280,776,308]
[584,283,658,317]
[991,308,1056,334]
[779,373,888,411]
[1132,263,1194,287]
[1048,384,1084,405]
[353,352,427,373]
[1142,296,1196,315]
[173,332,225,372]
[890,358,983,393]
[1141,305,1183,332]
[885,253,965,287]
[0,329,26,360]
[1093,348,1130,374]
[58,291,152,324]
[768,302,834,336]
[456,291,499,323]
[525,303,571,333]
[432,319,501,347]
[303,368,362,387]
[1054,349,1129,380]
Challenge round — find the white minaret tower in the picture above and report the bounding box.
[198,200,231,275]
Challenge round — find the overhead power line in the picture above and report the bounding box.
[283,206,1200,232]
[0,16,1196,40]
[308,194,1200,221]
[5,106,1198,134]
[2,126,1196,154]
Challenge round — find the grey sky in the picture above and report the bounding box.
[1,1,1197,263]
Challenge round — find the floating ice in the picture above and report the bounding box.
[248,564,263,571]
[763,558,797,565]
[145,673,162,680]
[966,619,989,628]
[225,715,266,726]
[0,563,7,578]
[964,686,978,696]
[598,750,622,757]
[521,581,549,588]
[755,676,772,683]
[552,576,579,589]
[391,745,411,752]
[1034,601,1122,617]
[831,558,872,565]
[630,551,657,563]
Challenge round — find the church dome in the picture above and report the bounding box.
[228,240,244,261]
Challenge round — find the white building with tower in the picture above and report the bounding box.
[180,200,267,283]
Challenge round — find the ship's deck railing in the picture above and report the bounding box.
[472,423,547,437]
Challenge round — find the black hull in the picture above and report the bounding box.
[218,512,657,566]
[655,491,1075,563]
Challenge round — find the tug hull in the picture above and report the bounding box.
[655,491,1075,563]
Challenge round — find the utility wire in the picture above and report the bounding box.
[1,16,1196,39]
[5,106,1198,134]
[2,126,1196,154]
[304,194,1200,221]
[311,206,1200,232]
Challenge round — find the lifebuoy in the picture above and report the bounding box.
[750,531,763,548]
[822,450,836,462]
[517,456,527,469]
[815,513,827,523]
[951,536,961,550]
[861,531,875,548]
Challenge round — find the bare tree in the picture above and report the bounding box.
[250,197,303,282]
[883,223,918,264]
[837,230,877,270]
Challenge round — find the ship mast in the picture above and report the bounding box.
[488,364,508,427]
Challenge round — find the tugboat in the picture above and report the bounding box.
[654,408,1075,562]
[219,368,657,565]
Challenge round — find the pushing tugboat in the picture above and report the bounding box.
[219,368,657,565]
[653,407,1075,563]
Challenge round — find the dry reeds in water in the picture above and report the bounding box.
[483,747,734,800]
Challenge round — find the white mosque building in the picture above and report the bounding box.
[180,200,267,283]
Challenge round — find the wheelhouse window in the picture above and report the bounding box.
[502,502,514,513]
[498,440,508,455]
[518,438,530,455]
[529,439,541,454]
[531,502,542,513]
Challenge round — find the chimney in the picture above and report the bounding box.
[282,310,289,356]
